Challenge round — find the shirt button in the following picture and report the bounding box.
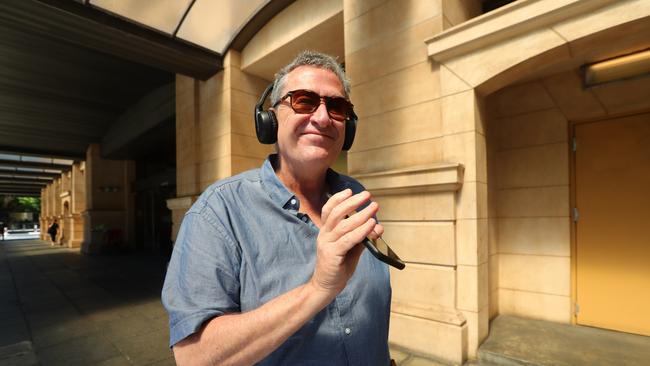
[344,327,351,335]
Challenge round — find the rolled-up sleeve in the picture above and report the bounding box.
[162,210,241,347]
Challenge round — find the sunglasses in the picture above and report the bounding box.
[275,89,354,121]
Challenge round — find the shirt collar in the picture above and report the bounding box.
[260,154,294,209]
[260,154,349,210]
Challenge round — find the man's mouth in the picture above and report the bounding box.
[302,132,333,139]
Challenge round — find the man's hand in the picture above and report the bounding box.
[309,189,383,299]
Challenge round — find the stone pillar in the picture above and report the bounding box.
[52,178,62,244]
[40,186,48,241]
[443,90,490,359]
[81,144,135,254]
[168,50,272,243]
[60,171,72,247]
[344,0,485,363]
[166,197,194,243]
[69,162,86,248]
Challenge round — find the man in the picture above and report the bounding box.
[162,51,391,365]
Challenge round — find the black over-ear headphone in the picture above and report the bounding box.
[254,84,357,151]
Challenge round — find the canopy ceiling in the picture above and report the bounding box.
[0,153,74,196]
[88,0,266,54]
[0,0,296,196]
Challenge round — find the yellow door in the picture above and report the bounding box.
[575,113,650,336]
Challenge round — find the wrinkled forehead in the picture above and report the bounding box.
[283,65,345,97]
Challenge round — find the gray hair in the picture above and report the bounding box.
[270,50,351,106]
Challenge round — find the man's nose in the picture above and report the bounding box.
[310,101,331,127]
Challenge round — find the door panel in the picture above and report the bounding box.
[575,113,650,336]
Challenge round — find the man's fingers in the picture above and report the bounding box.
[333,201,378,237]
[321,189,352,224]
[337,218,377,252]
[323,191,372,232]
[367,223,384,241]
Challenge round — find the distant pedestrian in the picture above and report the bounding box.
[0,222,5,241]
[47,220,59,244]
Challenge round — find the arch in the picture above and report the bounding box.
[428,0,650,96]
[422,0,650,353]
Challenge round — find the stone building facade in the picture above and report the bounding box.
[40,144,135,254]
[40,0,650,363]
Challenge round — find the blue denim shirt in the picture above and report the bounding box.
[162,155,391,365]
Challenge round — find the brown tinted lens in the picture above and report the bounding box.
[325,97,350,121]
[290,90,320,114]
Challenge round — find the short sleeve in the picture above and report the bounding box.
[161,211,241,347]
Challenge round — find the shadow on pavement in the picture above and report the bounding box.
[0,239,175,366]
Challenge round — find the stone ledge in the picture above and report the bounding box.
[392,300,467,327]
[166,196,196,211]
[355,163,464,195]
[425,0,615,61]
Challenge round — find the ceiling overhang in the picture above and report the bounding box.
[22,0,223,80]
[0,153,73,194]
[21,0,297,80]
[0,0,297,197]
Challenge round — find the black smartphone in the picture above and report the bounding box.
[325,192,406,270]
[362,236,406,270]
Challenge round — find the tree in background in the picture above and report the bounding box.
[14,197,41,214]
[0,195,41,228]
[0,195,41,213]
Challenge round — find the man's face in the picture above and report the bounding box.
[274,66,346,170]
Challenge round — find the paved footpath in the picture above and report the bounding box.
[0,240,448,366]
[0,240,173,366]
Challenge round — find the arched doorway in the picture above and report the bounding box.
[429,0,650,339]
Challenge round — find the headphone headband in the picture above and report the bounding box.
[255,84,274,112]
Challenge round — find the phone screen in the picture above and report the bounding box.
[363,236,406,270]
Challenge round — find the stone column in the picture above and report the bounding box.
[69,162,86,248]
[168,50,272,243]
[52,178,62,244]
[344,0,485,363]
[60,171,72,247]
[81,144,135,254]
[40,186,48,241]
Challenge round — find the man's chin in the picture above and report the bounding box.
[294,146,340,165]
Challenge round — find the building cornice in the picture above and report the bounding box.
[426,0,616,62]
[354,163,464,196]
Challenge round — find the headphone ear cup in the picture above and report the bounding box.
[255,110,278,144]
[254,83,277,145]
[342,116,357,151]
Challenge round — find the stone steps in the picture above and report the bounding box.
[475,315,650,366]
